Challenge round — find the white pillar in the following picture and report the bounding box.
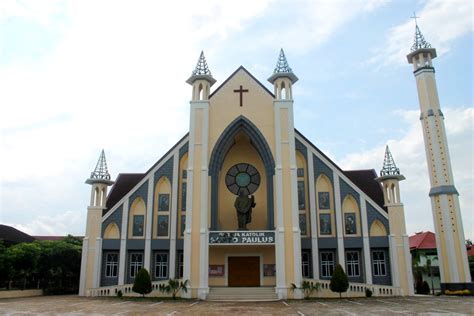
[360,198,372,284]
[334,174,345,268]
[144,176,154,272]
[93,237,102,288]
[169,151,180,279]
[198,103,210,299]
[388,234,400,287]
[273,101,286,299]
[79,237,89,296]
[307,152,320,280]
[118,198,129,285]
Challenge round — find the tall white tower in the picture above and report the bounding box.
[79,150,114,296]
[406,23,472,292]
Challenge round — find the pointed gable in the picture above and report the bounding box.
[208,66,276,159]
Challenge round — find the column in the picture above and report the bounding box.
[144,176,154,272]
[360,198,372,284]
[169,152,180,279]
[118,198,129,285]
[307,152,320,280]
[334,174,345,268]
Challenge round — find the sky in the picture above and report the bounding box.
[0,0,472,240]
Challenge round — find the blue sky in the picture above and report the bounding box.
[1,0,472,240]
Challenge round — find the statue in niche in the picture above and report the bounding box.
[234,189,256,230]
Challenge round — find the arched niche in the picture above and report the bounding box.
[154,176,172,238]
[342,194,360,236]
[104,222,120,239]
[369,219,387,237]
[128,197,146,238]
[316,174,335,237]
[209,115,275,230]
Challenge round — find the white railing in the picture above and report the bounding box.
[87,280,172,297]
[307,279,402,298]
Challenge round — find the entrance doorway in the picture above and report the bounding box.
[228,256,260,287]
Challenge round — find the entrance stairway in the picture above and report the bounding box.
[207,287,279,301]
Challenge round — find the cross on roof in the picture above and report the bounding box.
[410,11,420,26]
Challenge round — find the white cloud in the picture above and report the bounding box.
[369,0,473,67]
[340,107,474,240]
[257,0,391,53]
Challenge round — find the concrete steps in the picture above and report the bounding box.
[207,287,279,301]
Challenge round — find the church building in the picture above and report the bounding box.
[79,46,421,299]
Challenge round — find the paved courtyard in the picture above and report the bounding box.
[0,295,473,315]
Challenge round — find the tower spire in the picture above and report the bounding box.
[380,145,400,177]
[268,48,298,84]
[186,51,216,86]
[86,150,114,185]
[192,51,212,76]
[411,24,432,52]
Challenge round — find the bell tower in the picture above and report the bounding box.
[184,51,216,299]
[79,150,114,296]
[375,146,414,295]
[268,49,302,299]
[406,22,472,292]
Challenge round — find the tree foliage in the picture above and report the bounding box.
[330,264,349,298]
[0,235,82,293]
[132,268,152,297]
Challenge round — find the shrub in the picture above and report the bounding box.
[159,279,189,300]
[330,264,349,298]
[365,288,372,298]
[132,268,152,297]
[291,280,321,299]
[117,290,123,298]
[415,280,424,294]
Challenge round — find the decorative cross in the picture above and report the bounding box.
[411,11,420,26]
[233,85,249,107]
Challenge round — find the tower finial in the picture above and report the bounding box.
[186,51,216,86]
[410,14,432,52]
[380,145,401,177]
[86,149,114,185]
[268,48,298,84]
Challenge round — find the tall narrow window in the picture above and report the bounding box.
[133,215,144,237]
[372,251,386,276]
[346,251,360,277]
[129,253,143,278]
[155,252,169,279]
[177,251,184,278]
[320,252,335,278]
[301,251,311,278]
[105,253,119,277]
[298,180,306,210]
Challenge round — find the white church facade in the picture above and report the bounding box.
[79,25,471,299]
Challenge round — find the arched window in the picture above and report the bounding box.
[128,197,146,238]
[316,174,334,237]
[154,177,171,238]
[342,195,360,236]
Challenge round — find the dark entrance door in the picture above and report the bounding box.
[228,256,260,287]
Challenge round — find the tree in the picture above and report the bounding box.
[132,268,152,297]
[6,242,41,289]
[330,264,349,298]
[159,279,189,300]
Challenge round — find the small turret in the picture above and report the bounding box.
[268,49,298,100]
[186,51,216,101]
[86,150,114,208]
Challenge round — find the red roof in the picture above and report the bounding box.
[409,231,437,250]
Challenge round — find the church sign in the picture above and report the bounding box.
[209,231,275,245]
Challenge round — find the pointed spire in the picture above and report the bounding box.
[192,51,212,76]
[380,145,401,177]
[86,150,114,185]
[410,24,432,52]
[268,48,298,84]
[273,48,293,73]
[186,51,216,86]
